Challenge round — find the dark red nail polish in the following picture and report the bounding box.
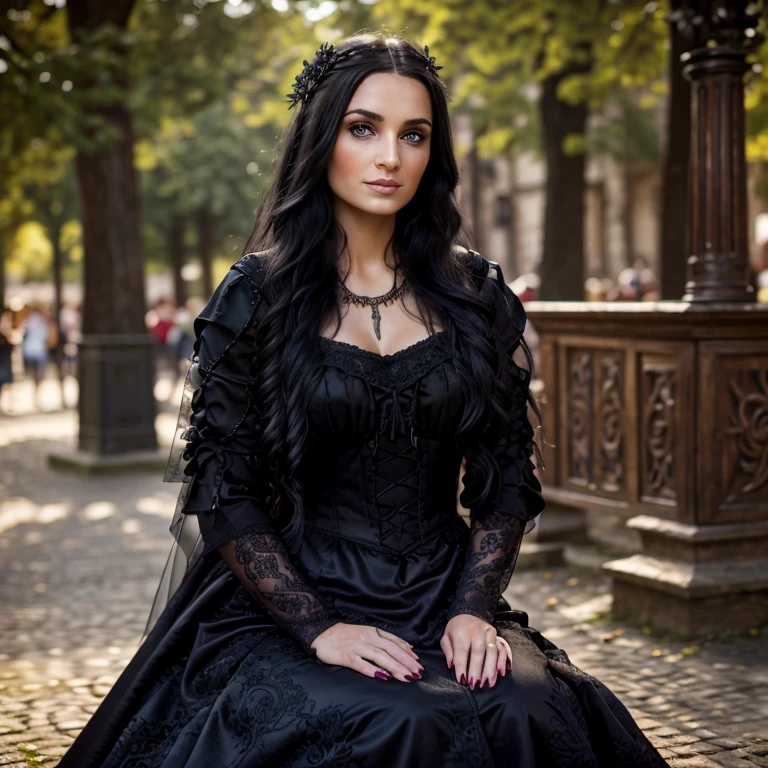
[468,677,474,687]
[448,658,453,669]
[374,671,389,681]
[480,677,486,688]
[459,673,466,685]
[413,673,422,680]
[405,674,414,681]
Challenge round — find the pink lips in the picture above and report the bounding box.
[365,179,402,195]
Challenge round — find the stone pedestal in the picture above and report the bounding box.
[604,516,768,635]
[76,333,158,455]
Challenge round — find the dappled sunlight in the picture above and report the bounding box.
[0,410,77,447]
[81,501,116,521]
[135,493,177,518]
[0,498,70,535]
[121,519,142,535]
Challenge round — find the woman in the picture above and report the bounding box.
[0,309,14,412]
[59,33,669,767]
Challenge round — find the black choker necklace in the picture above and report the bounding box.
[337,272,408,341]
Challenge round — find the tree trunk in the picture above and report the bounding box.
[67,0,157,454]
[168,213,187,308]
[660,0,691,300]
[0,241,5,310]
[198,204,214,300]
[51,220,65,398]
[539,59,591,301]
[468,142,484,255]
[624,166,636,268]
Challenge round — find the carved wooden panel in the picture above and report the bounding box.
[699,341,768,524]
[599,354,624,493]
[566,348,594,488]
[558,341,630,501]
[640,357,678,507]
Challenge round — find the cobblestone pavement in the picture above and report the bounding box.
[1,409,766,767]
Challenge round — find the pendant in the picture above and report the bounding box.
[371,304,382,340]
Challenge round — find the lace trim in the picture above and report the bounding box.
[232,530,344,655]
[319,332,452,391]
[447,515,526,625]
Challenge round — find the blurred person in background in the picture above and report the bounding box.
[146,297,178,379]
[60,302,82,380]
[0,309,13,413]
[166,297,204,377]
[21,304,50,408]
[60,33,670,768]
[757,267,768,303]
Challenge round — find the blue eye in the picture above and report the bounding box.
[403,131,425,143]
[350,123,372,137]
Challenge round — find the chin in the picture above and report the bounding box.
[347,199,406,216]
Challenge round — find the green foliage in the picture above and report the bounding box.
[0,0,308,280]
[347,0,669,159]
[587,92,661,166]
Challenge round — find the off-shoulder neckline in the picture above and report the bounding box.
[317,331,446,360]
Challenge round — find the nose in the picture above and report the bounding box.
[375,133,401,171]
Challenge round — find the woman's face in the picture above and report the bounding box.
[327,72,433,219]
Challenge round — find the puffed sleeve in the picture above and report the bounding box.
[181,263,344,654]
[447,257,545,625]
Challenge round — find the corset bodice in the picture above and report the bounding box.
[302,332,466,554]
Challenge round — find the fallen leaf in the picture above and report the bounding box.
[642,626,653,635]
[543,571,553,580]
[545,597,558,607]
[748,627,760,637]
[651,649,664,657]
[566,577,579,587]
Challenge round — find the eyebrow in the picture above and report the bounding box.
[343,109,432,128]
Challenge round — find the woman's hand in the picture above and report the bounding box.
[441,614,512,689]
[311,623,424,682]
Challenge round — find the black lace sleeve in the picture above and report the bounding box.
[181,263,344,654]
[448,258,545,625]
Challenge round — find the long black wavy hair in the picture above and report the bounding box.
[243,32,539,555]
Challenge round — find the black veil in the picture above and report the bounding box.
[140,358,204,643]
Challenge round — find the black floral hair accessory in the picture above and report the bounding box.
[286,41,443,110]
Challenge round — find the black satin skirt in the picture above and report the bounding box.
[58,554,670,768]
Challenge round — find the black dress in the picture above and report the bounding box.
[59,251,669,768]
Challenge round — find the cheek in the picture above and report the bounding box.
[329,135,360,186]
[407,148,431,185]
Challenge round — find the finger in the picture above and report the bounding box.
[499,636,513,673]
[494,637,510,680]
[361,646,419,682]
[377,629,420,662]
[451,636,470,685]
[371,637,424,676]
[469,627,495,690]
[482,638,500,688]
[440,634,454,669]
[353,656,392,681]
